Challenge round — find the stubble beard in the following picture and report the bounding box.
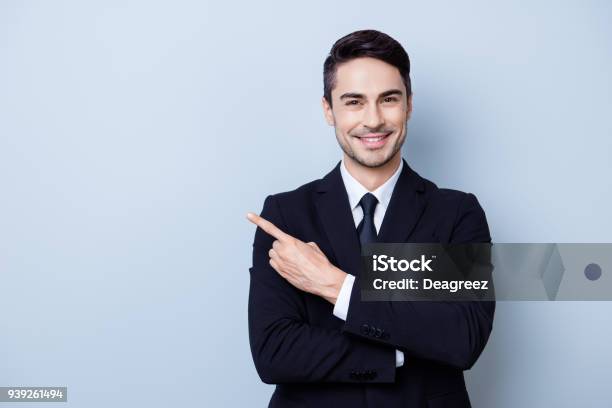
[336,126,407,169]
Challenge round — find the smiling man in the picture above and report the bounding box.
[247,29,494,408]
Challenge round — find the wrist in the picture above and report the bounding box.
[321,266,347,305]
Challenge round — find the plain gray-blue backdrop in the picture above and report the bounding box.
[1,1,611,407]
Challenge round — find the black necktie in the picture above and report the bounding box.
[357,193,378,246]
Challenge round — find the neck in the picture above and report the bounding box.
[344,152,402,191]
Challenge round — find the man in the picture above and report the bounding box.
[247,29,494,408]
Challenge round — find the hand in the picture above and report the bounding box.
[247,211,347,304]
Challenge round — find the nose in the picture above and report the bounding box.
[362,102,384,130]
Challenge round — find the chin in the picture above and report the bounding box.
[354,152,394,168]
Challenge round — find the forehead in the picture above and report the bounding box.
[333,57,404,97]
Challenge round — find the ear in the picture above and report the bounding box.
[321,96,335,126]
[406,93,413,121]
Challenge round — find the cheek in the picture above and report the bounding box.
[334,113,361,136]
[384,108,407,127]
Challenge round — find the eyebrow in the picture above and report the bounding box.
[339,89,404,100]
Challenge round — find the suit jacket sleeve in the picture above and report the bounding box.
[248,195,397,384]
[342,192,495,370]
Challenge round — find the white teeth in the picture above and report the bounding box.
[364,136,384,142]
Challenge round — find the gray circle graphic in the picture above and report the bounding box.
[584,263,602,281]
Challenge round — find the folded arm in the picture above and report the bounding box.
[248,195,398,384]
[339,193,495,370]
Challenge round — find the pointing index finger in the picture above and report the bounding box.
[246,212,291,242]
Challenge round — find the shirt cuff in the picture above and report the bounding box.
[332,273,355,321]
[334,274,403,368]
[395,349,404,367]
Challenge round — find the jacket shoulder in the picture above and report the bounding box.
[416,172,489,242]
[416,173,475,207]
[431,186,476,206]
[256,177,322,234]
[267,177,321,207]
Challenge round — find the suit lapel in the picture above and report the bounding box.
[314,159,428,276]
[314,162,362,276]
[378,159,427,243]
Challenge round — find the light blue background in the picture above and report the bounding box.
[1,1,611,407]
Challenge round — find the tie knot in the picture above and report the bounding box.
[359,193,378,216]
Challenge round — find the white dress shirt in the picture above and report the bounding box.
[333,158,405,368]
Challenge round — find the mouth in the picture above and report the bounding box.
[354,131,392,149]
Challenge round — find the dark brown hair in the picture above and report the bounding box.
[323,29,411,107]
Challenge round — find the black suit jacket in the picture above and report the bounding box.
[248,159,495,408]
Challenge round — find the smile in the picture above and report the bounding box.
[355,132,392,148]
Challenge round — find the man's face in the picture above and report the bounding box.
[322,57,412,168]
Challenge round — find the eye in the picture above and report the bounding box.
[345,100,360,106]
[383,96,398,103]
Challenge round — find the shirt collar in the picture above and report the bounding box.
[340,158,403,211]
